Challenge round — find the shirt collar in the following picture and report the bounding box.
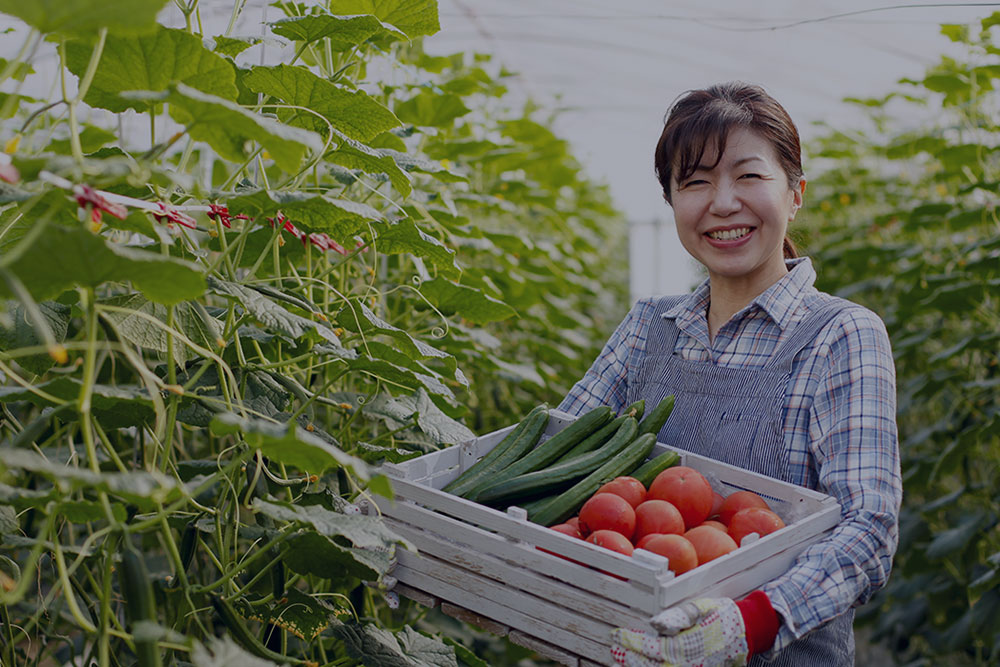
[662,257,816,331]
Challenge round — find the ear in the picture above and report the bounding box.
[789,178,806,220]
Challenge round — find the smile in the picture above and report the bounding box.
[706,227,752,241]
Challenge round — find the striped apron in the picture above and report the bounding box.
[625,296,854,667]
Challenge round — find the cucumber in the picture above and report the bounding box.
[629,449,681,488]
[211,595,308,665]
[637,394,675,438]
[529,432,657,526]
[119,547,162,667]
[465,405,614,501]
[476,417,639,504]
[554,415,626,464]
[621,399,645,420]
[443,404,549,497]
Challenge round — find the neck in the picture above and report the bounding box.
[706,263,789,341]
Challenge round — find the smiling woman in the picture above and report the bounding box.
[559,82,902,667]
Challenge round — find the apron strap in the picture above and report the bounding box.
[766,299,854,374]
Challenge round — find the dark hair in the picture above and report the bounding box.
[654,82,803,258]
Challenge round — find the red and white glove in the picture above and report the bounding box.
[610,591,779,667]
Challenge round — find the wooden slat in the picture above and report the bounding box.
[508,629,582,667]
[378,478,664,584]
[440,602,510,636]
[384,516,652,628]
[376,495,659,611]
[393,582,438,608]
[393,560,613,664]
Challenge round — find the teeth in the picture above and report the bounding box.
[708,227,751,241]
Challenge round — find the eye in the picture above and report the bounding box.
[739,173,762,180]
[681,179,708,188]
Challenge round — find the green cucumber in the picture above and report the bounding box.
[637,394,675,438]
[621,399,645,421]
[465,406,613,501]
[476,417,639,504]
[119,547,162,667]
[554,415,626,464]
[529,432,657,526]
[445,405,550,497]
[211,595,308,665]
[629,449,681,488]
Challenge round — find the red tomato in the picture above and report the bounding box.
[587,529,634,556]
[633,499,685,543]
[684,525,738,565]
[579,493,636,540]
[728,507,786,545]
[550,523,583,539]
[709,491,725,519]
[565,516,585,536]
[698,520,728,532]
[596,476,647,509]
[636,533,698,575]
[718,490,771,526]
[648,466,714,530]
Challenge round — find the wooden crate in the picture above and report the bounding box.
[366,410,840,666]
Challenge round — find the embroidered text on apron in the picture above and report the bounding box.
[625,296,855,667]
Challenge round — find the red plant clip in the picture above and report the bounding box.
[308,232,349,255]
[207,203,251,229]
[268,212,305,241]
[151,202,198,229]
[74,184,128,222]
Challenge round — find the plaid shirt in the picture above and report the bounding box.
[560,258,902,653]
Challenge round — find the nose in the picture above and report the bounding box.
[708,182,741,216]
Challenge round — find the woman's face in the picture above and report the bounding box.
[669,127,804,296]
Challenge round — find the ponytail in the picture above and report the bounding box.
[783,236,797,259]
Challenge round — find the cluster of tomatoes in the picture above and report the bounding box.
[549,466,786,575]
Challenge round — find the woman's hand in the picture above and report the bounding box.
[611,597,748,667]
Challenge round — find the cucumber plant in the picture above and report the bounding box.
[0,0,629,665]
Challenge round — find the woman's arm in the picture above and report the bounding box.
[763,307,902,652]
[558,298,655,416]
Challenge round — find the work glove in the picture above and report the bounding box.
[611,597,748,667]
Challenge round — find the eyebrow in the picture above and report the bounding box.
[693,156,765,171]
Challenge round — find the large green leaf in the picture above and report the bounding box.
[327,0,440,38]
[252,498,409,550]
[225,188,381,238]
[282,531,390,584]
[243,588,344,640]
[100,294,222,366]
[190,636,282,667]
[417,277,517,324]
[207,277,343,347]
[0,223,205,304]
[338,301,451,364]
[210,413,367,477]
[326,129,412,196]
[269,14,405,49]
[0,300,70,375]
[242,64,401,142]
[329,621,457,667]
[66,26,238,113]
[361,388,474,445]
[0,449,182,509]
[0,0,168,37]
[0,378,155,428]
[371,218,459,277]
[394,90,470,128]
[123,84,323,172]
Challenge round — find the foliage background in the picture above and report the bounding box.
[0,0,626,665]
[801,13,1000,665]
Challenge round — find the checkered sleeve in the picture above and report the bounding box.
[763,307,902,652]
[558,298,655,417]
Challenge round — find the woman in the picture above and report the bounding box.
[559,82,901,666]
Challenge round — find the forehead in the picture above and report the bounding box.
[697,128,778,169]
